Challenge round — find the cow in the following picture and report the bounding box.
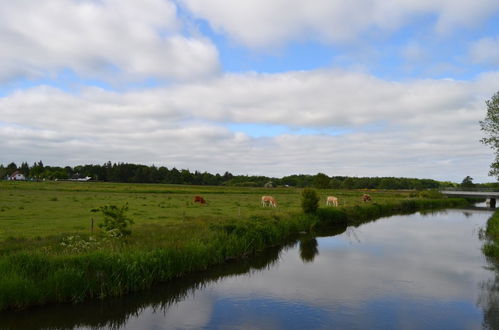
[362,194,372,202]
[261,195,277,207]
[326,196,338,206]
[193,195,207,205]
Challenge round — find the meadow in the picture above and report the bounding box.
[0,181,466,310]
[0,181,416,242]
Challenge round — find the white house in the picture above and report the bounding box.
[8,170,26,181]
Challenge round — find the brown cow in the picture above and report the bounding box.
[193,195,207,205]
[261,195,277,207]
[362,194,372,202]
[326,196,338,206]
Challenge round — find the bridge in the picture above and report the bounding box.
[440,189,499,207]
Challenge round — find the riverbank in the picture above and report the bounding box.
[0,195,467,311]
[483,209,499,262]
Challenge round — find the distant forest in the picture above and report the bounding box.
[0,161,490,190]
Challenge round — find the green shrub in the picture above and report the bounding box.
[301,188,319,214]
[98,204,134,237]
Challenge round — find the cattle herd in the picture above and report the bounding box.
[193,193,372,207]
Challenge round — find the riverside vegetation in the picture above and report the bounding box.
[483,210,499,262]
[0,181,467,310]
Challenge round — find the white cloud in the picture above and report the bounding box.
[0,0,219,82]
[179,0,499,48]
[470,36,499,67]
[123,294,214,329]
[1,70,498,181]
[402,42,427,63]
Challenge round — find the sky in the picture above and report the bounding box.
[1,0,499,182]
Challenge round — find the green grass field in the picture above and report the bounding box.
[0,181,410,242]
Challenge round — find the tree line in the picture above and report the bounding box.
[0,160,464,190]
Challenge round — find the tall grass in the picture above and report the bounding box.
[0,196,467,311]
[483,210,499,261]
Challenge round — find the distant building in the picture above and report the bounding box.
[8,171,26,181]
[69,173,92,181]
[264,181,274,188]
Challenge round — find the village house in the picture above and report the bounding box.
[8,170,26,181]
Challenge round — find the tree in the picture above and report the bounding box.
[301,188,320,214]
[30,161,44,178]
[6,162,17,174]
[20,162,30,177]
[314,173,330,189]
[461,176,474,188]
[98,204,134,237]
[480,91,499,179]
[0,165,6,179]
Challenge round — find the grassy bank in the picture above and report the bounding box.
[483,210,499,262]
[0,181,467,310]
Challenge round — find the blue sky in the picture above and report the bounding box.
[1,0,499,181]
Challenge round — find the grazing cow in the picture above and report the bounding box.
[326,196,338,206]
[261,195,277,207]
[362,194,372,202]
[193,195,207,205]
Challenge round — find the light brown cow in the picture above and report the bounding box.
[326,196,338,206]
[362,194,372,202]
[261,195,277,207]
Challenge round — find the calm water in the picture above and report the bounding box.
[2,207,499,329]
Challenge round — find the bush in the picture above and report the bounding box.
[98,204,134,237]
[301,188,319,214]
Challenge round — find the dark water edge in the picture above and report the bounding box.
[2,207,499,329]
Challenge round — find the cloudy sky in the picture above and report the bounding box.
[1,0,499,182]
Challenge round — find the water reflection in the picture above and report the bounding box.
[479,270,499,330]
[1,209,498,329]
[298,225,348,263]
[479,232,499,330]
[299,238,318,263]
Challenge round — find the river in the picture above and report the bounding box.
[1,206,498,329]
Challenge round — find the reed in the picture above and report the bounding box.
[483,210,499,260]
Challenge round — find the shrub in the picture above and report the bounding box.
[98,204,134,237]
[301,188,319,214]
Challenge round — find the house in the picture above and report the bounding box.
[264,181,274,188]
[69,173,92,182]
[8,171,26,181]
